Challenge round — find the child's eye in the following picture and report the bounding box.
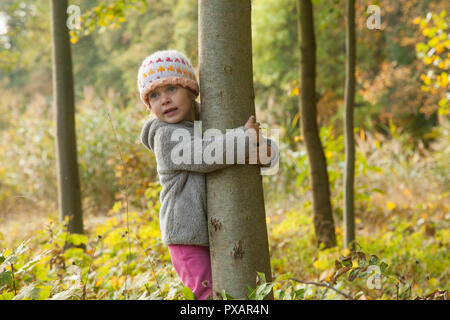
[150,92,158,99]
[169,86,177,91]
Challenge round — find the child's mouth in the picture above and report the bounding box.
[164,107,178,116]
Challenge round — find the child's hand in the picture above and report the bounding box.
[245,142,273,165]
[245,115,263,146]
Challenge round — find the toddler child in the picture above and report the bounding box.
[137,49,277,300]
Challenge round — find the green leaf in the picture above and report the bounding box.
[275,273,293,281]
[277,289,286,300]
[0,271,12,286]
[369,255,379,265]
[380,262,389,273]
[358,270,370,279]
[0,291,14,300]
[38,286,52,300]
[340,256,353,268]
[357,252,367,268]
[182,286,196,300]
[17,249,52,275]
[221,289,234,300]
[247,285,256,299]
[372,188,385,194]
[257,272,266,284]
[348,268,360,282]
[294,288,305,299]
[68,234,88,246]
[254,283,274,300]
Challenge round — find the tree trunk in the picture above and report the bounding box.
[50,0,84,235]
[296,0,336,249]
[199,0,273,299]
[343,0,356,250]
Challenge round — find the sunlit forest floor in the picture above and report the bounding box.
[0,113,448,300]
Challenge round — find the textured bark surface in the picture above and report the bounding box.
[50,0,84,235]
[199,0,273,299]
[344,0,356,250]
[296,0,336,249]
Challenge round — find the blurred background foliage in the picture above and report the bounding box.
[0,0,448,299]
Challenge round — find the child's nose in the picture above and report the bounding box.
[161,92,172,104]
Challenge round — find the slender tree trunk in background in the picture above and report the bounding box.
[296,0,336,249]
[50,0,84,235]
[199,0,273,299]
[343,0,356,250]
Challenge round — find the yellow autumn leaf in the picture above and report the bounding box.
[428,277,439,287]
[435,44,444,54]
[429,36,439,47]
[313,257,328,270]
[110,276,119,288]
[96,277,103,287]
[440,72,448,86]
[386,201,396,211]
[425,57,435,65]
[360,128,365,141]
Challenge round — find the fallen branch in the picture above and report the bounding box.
[289,278,354,300]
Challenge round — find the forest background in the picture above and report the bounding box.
[0,0,448,300]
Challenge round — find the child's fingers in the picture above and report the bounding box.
[248,128,264,146]
[245,143,272,165]
[247,116,260,125]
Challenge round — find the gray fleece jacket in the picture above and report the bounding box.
[140,117,278,246]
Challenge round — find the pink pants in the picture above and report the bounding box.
[167,244,213,300]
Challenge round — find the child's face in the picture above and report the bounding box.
[147,85,195,123]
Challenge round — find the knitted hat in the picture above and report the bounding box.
[137,49,199,110]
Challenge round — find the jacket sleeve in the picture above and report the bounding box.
[154,125,253,173]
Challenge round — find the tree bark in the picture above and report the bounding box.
[296,0,336,249]
[50,0,84,235]
[343,0,356,250]
[199,0,273,299]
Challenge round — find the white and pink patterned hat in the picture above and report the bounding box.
[137,49,199,110]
